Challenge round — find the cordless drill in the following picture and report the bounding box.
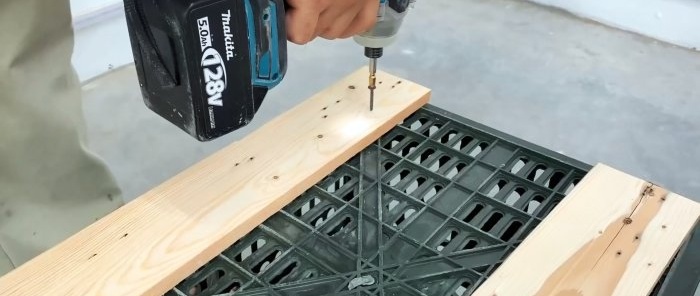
[124,0,413,142]
[354,0,415,111]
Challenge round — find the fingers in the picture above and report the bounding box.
[317,3,363,40]
[285,0,379,45]
[285,0,322,44]
[340,1,379,39]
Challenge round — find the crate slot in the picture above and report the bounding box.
[446,163,468,179]
[565,178,581,195]
[462,239,479,250]
[388,169,411,186]
[486,180,508,198]
[251,249,282,274]
[311,207,337,227]
[505,187,526,206]
[220,280,242,294]
[235,238,267,263]
[440,130,458,144]
[524,195,545,214]
[327,216,353,236]
[405,177,426,195]
[409,117,429,131]
[453,136,475,151]
[468,142,489,157]
[527,164,547,182]
[394,208,417,227]
[423,124,442,137]
[422,184,443,203]
[269,261,298,285]
[326,175,352,193]
[385,134,405,149]
[481,212,503,232]
[437,230,459,251]
[454,280,472,296]
[500,220,523,242]
[546,171,565,189]
[294,197,321,218]
[463,204,484,223]
[510,157,528,175]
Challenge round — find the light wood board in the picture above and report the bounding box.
[0,67,431,295]
[473,164,700,296]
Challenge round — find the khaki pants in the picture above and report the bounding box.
[0,0,124,275]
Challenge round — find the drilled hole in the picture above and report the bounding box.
[384,134,405,149]
[251,250,282,274]
[500,221,523,241]
[546,171,566,189]
[389,169,411,186]
[446,163,467,179]
[468,142,488,157]
[440,130,458,144]
[481,212,503,232]
[525,195,545,214]
[527,165,547,182]
[327,216,352,236]
[235,238,267,262]
[394,208,416,226]
[405,177,427,194]
[454,281,472,296]
[463,204,483,223]
[294,197,321,217]
[505,187,526,206]
[453,136,475,151]
[511,157,528,174]
[311,207,337,227]
[437,230,459,251]
[487,180,508,198]
[270,261,298,285]
[463,239,479,250]
[422,185,443,203]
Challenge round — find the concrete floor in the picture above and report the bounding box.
[80,0,699,293]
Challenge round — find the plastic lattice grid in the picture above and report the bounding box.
[167,106,593,296]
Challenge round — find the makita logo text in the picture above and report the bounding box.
[197,17,228,112]
[221,10,235,61]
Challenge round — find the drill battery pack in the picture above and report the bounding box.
[123,0,287,141]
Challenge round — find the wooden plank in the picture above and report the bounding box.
[0,67,430,295]
[473,164,700,296]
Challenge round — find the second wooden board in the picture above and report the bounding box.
[473,164,700,296]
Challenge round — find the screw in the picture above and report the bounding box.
[348,85,356,89]
[318,135,324,139]
[623,218,633,224]
[662,225,667,229]
[273,176,279,180]
[616,250,622,256]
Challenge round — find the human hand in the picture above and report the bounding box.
[285,0,379,44]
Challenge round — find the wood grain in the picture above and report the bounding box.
[0,67,430,295]
[473,164,700,296]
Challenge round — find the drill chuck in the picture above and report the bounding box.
[364,47,384,59]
